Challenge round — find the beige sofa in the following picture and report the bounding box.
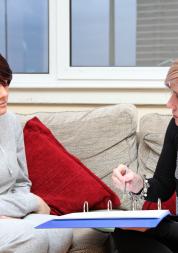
[17,103,171,253]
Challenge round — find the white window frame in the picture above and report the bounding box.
[10,0,170,105]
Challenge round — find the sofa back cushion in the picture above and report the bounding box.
[138,113,171,177]
[18,104,138,210]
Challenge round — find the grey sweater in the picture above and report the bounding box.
[0,111,39,217]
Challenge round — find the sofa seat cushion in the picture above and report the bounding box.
[18,104,138,210]
[69,228,109,253]
[24,117,120,215]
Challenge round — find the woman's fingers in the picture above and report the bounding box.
[112,175,125,191]
[112,164,136,192]
[113,165,127,179]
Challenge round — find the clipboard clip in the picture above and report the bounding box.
[107,200,113,211]
[83,201,89,212]
[157,198,162,210]
[83,200,113,212]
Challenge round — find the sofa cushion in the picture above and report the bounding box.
[138,113,171,177]
[24,117,120,215]
[18,104,138,210]
[70,228,109,253]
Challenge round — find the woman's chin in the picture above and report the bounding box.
[0,107,7,116]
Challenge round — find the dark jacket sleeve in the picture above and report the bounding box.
[146,118,178,202]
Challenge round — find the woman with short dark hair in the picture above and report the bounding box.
[0,54,72,253]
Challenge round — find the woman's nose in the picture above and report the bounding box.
[167,94,176,109]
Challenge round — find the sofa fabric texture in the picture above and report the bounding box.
[138,113,172,177]
[17,104,173,253]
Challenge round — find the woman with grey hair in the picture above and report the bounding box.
[112,59,178,253]
[0,54,72,253]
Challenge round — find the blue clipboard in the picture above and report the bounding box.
[36,210,170,229]
[36,217,163,229]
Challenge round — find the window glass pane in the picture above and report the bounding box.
[0,1,6,56]
[1,0,48,73]
[115,0,136,66]
[71,0,109,66]
[71,0,178,67]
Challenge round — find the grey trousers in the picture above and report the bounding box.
[0,214,73,253]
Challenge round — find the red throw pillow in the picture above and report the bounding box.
[142,192,176,215]
[24,117,120,215]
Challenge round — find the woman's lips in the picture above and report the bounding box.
[0,102,7,107]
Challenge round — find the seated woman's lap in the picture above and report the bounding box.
[0,219,48,253]
[24,213,73,253]
[0,215,73,253]
[146,216,178,253]
[112,227,173,253]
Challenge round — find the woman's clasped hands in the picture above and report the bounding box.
[112,164,144,194]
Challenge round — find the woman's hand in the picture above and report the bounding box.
[35,196,51,214]
[112,164,144,194]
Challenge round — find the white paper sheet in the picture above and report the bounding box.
[55,209,170,220]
